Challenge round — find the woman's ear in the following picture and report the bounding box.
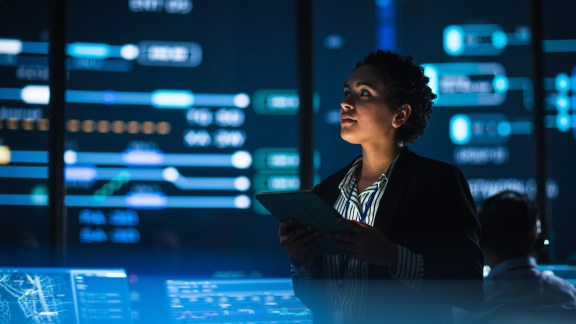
[392,104,412,128]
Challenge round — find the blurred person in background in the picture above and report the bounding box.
[465,190,576,323]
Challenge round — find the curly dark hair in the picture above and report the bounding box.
[478,190,541,259]
[354,49,436,144]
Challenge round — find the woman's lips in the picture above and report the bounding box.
[340,117,356,125]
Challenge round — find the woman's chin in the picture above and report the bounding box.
[340,133,361,145]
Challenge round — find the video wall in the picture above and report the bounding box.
[0,0,52,266]
[0,267,132,323]
[0,0,574,279]
[394,0,576,262]
[0,0,377,274]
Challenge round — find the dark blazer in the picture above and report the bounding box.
[293,148,484,323]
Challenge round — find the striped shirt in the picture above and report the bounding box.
[292,154,424,322]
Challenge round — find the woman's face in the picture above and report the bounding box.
[340,64,398,147]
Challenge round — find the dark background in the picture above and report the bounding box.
[0,0,575,321]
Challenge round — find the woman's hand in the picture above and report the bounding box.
[328,218,397,267]
[278,219,321,266]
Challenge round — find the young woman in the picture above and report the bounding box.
[279,50,483,323]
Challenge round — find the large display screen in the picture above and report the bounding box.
[165,278,312,323]
[0,0,574,276]
[0,267,132,323]
[0,0,376,275]
[62,0,301,272]
[0,0,52,265]
[393,0,576,263]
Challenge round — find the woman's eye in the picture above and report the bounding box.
[343,90,350,97]
[360,89,370,96]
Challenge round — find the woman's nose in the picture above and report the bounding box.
[340,97,354,110]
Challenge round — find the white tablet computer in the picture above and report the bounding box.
[255,189,352,254]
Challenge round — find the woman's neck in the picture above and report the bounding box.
[358,144,401,192]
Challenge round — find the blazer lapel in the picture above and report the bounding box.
[373,148,419,237]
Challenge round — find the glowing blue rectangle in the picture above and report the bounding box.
[108,46,123,58]
[193,93,236,107]
[126,193,167,209]
[0,88,23,101]
[151,90,194,108]
[67,195,240,208]
[0,166,47,178]
[449,113,511,145]
[65,166,97,182]
[0,194,246,209]
[76,167,246,190]
[9,150,48,163]
[66,90,107,104]
[21,41,48,54]
[423,62,506,106]
[443,24,507,56]
[165,196,238,208]
[68,43,111,59]
[572,66,576,139]
[174,177,238,190]
[92,153,221,167]
[543,39,576,53]
[0,194,47,205]
[122,150,164,166]
[76,152,124,164]
[162,154,233,167]
[540,265,576,271]
[509,121,532,135]
[111,91,151,105]
[67,90,152,105]
[376,0,396,50]
[66,195,124,207]
[95,168,161,181]
[7,150,242,169]
[83,168,245,188]
[72,152,237,167]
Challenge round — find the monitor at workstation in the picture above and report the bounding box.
[0,267,132,323]
[164,277,312,323]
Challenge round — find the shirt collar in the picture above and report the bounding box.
[337,153,401,194]
[487,256,537,278]
[338,157,363,194]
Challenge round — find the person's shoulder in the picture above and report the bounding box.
[540,271,576,296]
[313,156,358,197]
[406,149,462,174]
